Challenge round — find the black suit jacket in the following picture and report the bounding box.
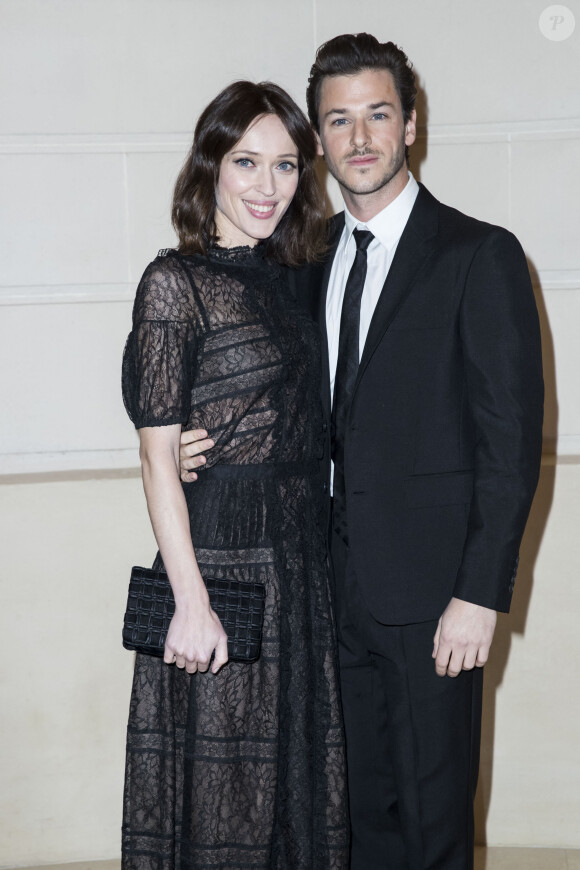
[293,183,543,624]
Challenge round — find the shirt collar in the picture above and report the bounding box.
[343,172,420,252]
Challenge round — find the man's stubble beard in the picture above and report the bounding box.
[323,132,407,199]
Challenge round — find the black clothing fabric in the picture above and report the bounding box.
[316,185,543,624]
[305,183,542,866]
[121,246,348,870]
[331,528,482,870]
[331,229,374,545]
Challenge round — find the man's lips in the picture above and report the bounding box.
[347,155,378,167]
[243,200,277,219]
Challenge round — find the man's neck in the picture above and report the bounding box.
[340,165,410,224]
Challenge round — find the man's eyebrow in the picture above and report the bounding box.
[324,100,396,119]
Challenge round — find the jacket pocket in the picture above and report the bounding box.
[405,470,473,508]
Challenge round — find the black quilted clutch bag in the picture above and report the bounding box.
[123,566,266,663]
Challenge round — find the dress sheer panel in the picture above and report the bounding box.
[121,247,349,869]
[122,257,197,428]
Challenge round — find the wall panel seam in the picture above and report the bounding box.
[2,446,577,478]
[2,272,579,306]
[1,120,579,154]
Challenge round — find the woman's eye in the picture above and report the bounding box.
[234,158,254,168]
[277,161,297,172]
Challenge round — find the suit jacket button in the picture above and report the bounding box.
[322,482,328,493]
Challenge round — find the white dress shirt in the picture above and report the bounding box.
[326,173,420,404]
[327,173,420,491]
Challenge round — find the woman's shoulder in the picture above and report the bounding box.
[133,249,199,320]
[139,248,183,280]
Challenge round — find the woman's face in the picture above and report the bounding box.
[214,114,300,248]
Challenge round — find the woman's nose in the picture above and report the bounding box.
[255,167,276,197]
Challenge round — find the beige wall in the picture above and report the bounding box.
[0,0,578,863]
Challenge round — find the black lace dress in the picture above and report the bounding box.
[121,245,348,870]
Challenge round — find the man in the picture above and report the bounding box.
[180,33,543,869]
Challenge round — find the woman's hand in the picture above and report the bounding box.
[164,597,229,674]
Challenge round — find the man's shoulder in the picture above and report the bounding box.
[420,184,518,249]
[328,211,345,234]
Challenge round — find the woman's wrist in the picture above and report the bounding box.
[172,574,210,611]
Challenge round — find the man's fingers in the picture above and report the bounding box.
[181,454,206,471]
[180,437,215,461]
[434,598,497,676]
[180,428,208,446]
[434,642,452,677]
[432,619,442,658]
[462,647,478,671]
[475,646,490,668]
[446,646,466,678]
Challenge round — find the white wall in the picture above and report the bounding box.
[0,0,578,863]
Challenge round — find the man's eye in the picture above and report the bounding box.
[332,118,349,126]
[371,113,387,120]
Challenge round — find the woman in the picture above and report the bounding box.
[121,81,348,869]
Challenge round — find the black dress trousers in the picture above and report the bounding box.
[331,527,483,870]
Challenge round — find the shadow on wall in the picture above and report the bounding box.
[474,257,558,842]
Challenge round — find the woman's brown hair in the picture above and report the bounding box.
[172,81,327,266]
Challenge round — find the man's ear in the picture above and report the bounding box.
[405,109,417,148]
[315,130,325,158]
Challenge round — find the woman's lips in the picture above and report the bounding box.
[243,200,277,219]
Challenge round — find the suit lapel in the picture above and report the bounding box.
[354,185,439,395]
[317,214,344,423]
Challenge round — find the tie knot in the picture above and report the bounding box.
[353,228,374,252]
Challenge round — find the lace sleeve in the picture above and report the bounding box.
[122,254,196,428]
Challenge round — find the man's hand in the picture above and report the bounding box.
[432,597,497,678]
[179,429,215,482]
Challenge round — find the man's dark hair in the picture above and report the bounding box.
[172,80,326,266]
[306,33,417,132]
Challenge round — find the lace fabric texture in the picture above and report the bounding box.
[121,247,348,869]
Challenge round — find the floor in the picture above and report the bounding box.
[10,853,580,870]
[474,848,580,869]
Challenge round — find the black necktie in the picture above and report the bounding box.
[331,228,374,544]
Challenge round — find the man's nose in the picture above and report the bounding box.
[350,118,371,149]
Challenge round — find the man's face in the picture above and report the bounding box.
[316,69,416,205]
